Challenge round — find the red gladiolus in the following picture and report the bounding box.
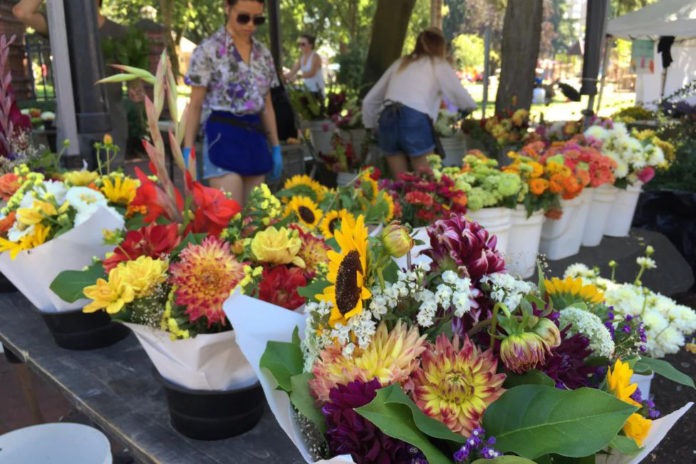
[187,178,241,236]
[130,167,183,224]
[258,266,306,310]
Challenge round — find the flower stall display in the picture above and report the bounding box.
[437,152,523,254]
[0,165,129,312]
[584,122,673,238]
[462,109,530,162]
[226,213,692,464]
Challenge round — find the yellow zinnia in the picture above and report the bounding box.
[319,214,371,327]
[63,170,99,186]
[101,175,139,206]
[119,256,168,298]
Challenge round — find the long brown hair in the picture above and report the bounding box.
[398,27,446,72]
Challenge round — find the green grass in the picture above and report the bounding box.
[465,82,635,122]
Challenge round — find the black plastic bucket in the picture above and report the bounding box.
[155,370,265,440]
[0,271,17,293]
[40,309,130,350]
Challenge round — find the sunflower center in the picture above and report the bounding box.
[335,250,362,315]
[328,217,340,234]
[298,206,316,224]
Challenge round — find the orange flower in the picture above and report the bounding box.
[0,173,21,201]
[529,178,549,195]
[549,174,565,194]
[0,211,16,235]
[561,176,582,200]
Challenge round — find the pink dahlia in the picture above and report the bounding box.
[169,236,245,327]
[423,215,505,282]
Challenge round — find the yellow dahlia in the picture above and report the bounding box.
[283,174,326,203]
[250,226,304,267]
[100,174,139,206]
[309,321,426,402]
[169,236,246,327]
[0,223,51,258]
[544,276,604,305]
[606,359,652,446]
[63,170,99,186]
[319,214,371,327]
[411,335,506,436]
[286,196,323,229]
[83,266,135,314]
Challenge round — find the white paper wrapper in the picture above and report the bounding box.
[126,324,257,391]
[0,207,123,313]
[595,402,693,464]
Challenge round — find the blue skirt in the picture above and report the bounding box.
[203,111,272,177]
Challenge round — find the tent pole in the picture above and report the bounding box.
[596,35,612,114]
[482,25,491,118]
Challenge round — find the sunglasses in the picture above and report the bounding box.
[298,42,308,47]
[236,13,266,26]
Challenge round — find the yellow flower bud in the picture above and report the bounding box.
[381,222,413,258]
[103,134,113,145]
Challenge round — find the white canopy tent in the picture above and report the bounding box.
[606,0,696,107]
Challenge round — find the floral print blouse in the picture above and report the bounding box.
[185,27,278,122]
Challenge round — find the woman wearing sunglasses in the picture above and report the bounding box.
[184,0,282,206]
[284,34,325,98]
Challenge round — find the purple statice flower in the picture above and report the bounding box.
[453,428,502,462]
[541,327,595,389]
[323,378,412,464]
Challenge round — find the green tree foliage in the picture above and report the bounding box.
[442,0,467,42]
[451,34,486,69]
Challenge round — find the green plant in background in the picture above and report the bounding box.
[646,136,696,192]
[287,85,325,121]
[101,27,150,69]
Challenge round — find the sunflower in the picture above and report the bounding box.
[286,196,322,229]
[319,209,347,239]
[544,276,604,307]
[319,214,371,327]
[283,175,325,203]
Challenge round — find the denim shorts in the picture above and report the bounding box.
[377,103,435,157]
[202,111,271,179]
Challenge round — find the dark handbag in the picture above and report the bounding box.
[271,84,299,141]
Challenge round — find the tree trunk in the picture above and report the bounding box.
[159,0,180,79]
[360,0,417,97]
[431,0,443,30]
[495,0,543,113]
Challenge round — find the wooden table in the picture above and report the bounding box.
[0,293,304,464]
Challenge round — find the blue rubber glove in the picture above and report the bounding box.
[269,145,283,181]
[182,147,192,168]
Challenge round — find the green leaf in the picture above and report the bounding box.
[482,385,636,459]
[634,357,695,388]
[355,384,464,464]
[472,457,537,464]
[50,261,106,303]
[297,279,330,300]
[504,370,555,388]
[259,338,304,392]
[289,372,326,434]
[609,435,641,455]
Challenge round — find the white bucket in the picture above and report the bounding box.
[604,182,642,237]
[440,134,467,167]
[581,184,618,247]
[506,206,544,278]
[539,189,593,260]
[631,371,654,399]
[306,120,335,154]
[0,423,112,464]
[467,207,512,255]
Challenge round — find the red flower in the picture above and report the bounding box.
[103,223,181,272]
[258,266,306,310]
[404,191,434,207]
[186,177,241,236]
[131,167,183,224]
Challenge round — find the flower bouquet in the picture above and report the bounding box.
[434,109,468,167]
[226,213,692,463]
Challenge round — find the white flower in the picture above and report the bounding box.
[65,186,107,211]
[614,159,629,178]
[584,125,609,142]
[645,144,665,166]
[559,306,615,358]
[563,263,596,280]
[636,257,657,269]
[7,223,34,242]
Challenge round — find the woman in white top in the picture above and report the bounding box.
[285,33,325,97]
[362,27,477,175]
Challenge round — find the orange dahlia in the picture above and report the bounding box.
[411,335,506,436]
[169,236,245,327]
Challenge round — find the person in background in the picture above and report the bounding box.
[362,27,477,176]
[183,0,281,206]
[13,0,129,168]
[284,33,325,98]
